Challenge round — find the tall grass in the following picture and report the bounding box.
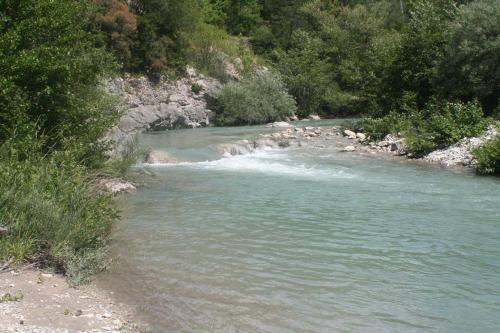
[0,156,117,283]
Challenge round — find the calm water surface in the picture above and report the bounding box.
[101,122,500,333]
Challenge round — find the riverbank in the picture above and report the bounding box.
[0,269,147,333]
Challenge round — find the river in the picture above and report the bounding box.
[99,121,500,333]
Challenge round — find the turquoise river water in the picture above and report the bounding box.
[101,122,500,333]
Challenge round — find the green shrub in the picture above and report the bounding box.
[473,136,500,175]
[405,101,488,156]
[361,112,411,141]
[215,72,297,126]
[191,83,203,94]
[362,101,489,156]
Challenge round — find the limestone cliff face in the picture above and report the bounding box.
[104,67,221,153]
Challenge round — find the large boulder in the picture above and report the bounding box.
[356,133,366,141]
[309,114,321,121]
[343,130,357,139]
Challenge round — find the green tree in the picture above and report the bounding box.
[437,0,500,115]
[0,0,116,163]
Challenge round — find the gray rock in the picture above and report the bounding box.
[344,130,357,139]
[95,178,136,194]
[266,121,293,128]
[356,133,366,140]
[342,146,356,152]
[104,67,222,155]
[309,114,321,121]
[144,150,176,164]
[377,141,389,147]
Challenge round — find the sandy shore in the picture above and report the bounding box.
[0,268,147,333]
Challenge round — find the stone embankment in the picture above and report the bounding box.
[104,67,221,153]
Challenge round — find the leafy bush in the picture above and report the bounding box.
[361,112,411,141]
[0,0,117,163]
[473,136,500,175]
[405,101,489,156]
[363,101,489,156]
[215,72,297,126]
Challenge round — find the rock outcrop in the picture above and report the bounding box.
[104,67,221,154]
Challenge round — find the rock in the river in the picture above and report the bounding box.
[309,114,321,121]
[144,150,176,164]
[289,115,299,121]
[342,146,356,152]
[344,130,357,139]
[266,121,294,128]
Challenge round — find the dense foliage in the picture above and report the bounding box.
[473,135,500,175]
[215,72,297,125]
[363,101,489,156]
[0,0,119,280]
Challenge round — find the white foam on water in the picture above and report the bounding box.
[142,150,355,180]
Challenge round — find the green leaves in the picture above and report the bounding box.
[473,135,500,175]
[215,72,297,125]
[0,0,117,163]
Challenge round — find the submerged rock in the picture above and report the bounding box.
[266,121,294,128]
[144,150,177,164]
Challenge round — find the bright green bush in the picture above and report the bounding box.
[363,101,489,156]
[215,72,297,126]
[473,136,500,175]
[361,112,411,141]
[405,101,489,156]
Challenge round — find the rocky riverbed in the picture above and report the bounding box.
[141,121,499,173]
